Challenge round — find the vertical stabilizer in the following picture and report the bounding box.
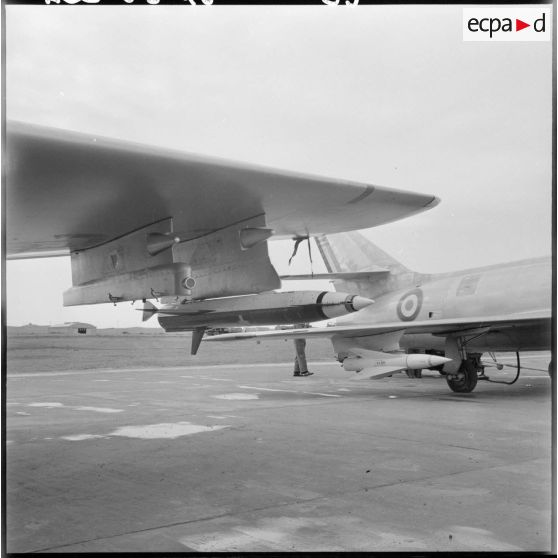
[316,231,410,274]
[315,231,416,299]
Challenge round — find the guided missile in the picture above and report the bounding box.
[343,351,452,379]
[144,290,374,331]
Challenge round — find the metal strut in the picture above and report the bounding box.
[307,235,314,276]
[461,330,490,347]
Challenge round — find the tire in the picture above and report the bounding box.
[446,359,478,393]
[406,369,422,378]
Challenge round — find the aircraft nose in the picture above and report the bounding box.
[348,295,375,312]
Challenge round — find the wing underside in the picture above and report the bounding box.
[6,121,439,257]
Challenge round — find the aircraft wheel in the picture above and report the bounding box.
[446,359,478,393]
[406,369,422,378]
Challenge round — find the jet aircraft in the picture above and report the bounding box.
[6,122,439,348]
[207,231,552,393]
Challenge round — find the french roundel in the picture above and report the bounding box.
[396,288,423,322]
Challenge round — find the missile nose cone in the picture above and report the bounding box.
[319,292,374,319]
[350,296,375,311]
[429,355,453,367]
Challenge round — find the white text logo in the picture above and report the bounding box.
[463,8,551,41]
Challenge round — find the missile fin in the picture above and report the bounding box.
[191,327,206,355]
[142,301,159,322]
[352,365,402,380]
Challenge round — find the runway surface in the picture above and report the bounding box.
[6,353,553,552]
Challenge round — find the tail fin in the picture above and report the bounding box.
[316,231,410,275]
[315,231,415,299]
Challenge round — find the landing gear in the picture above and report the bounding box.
[446,357,479,393]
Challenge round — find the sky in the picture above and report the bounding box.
[4,4,553,328]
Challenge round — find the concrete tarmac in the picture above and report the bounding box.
[6,354,553,552]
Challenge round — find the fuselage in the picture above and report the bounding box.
[335,257,551,353]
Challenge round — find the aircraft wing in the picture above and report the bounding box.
[204,310,552,343]
[6,121,439,257]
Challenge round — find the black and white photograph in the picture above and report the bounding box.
[4,1,554,553]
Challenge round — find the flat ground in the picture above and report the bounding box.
[5,332,554,552]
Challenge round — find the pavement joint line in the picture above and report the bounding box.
[8,361,339,378]
[238,385,342,398]
[28,455,544,554]
[8,366,549,380]
[238,385,297,393]
[304,392,342,398]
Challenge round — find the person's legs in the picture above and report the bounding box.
[293,353,301,376]
[294,338,312,376]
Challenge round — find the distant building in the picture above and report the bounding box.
[48,322,97,335]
